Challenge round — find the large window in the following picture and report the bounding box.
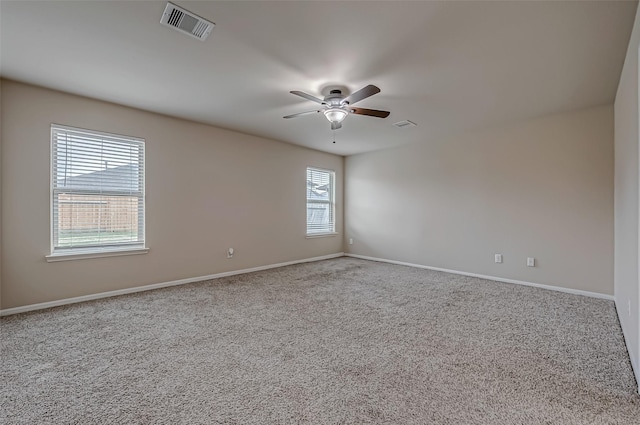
[50,125,145,257]
[306,167,335,236]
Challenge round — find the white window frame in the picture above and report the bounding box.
[47,124,148,262]
[306,166,337,237]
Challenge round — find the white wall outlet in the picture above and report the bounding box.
[494,254,502,263]
[227,248,234,259]
[527,257,535,267]
[349,238,354,245]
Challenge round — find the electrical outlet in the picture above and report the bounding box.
[227,248,234,259]
[349,238,354,245]
[527,257,535,267]
[494,254,502,263]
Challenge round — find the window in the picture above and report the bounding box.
[306,167,335,236]
[50,125,145,258]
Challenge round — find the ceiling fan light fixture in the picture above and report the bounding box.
[324,108,348,124]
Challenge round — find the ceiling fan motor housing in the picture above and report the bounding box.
[325,89,346,106]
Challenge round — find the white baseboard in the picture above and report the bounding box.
[0,252,345,317]
[345,253,614,301]
[614,298,640,394]
[631,348,640,394]
[628,343,640,394]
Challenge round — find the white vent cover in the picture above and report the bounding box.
[160,2,214,41]
[393,120,417,128]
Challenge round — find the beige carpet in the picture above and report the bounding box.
[1,257,638,424]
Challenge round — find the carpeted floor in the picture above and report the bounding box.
[1,257,638,424]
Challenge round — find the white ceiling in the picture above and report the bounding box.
[1,1,637,156]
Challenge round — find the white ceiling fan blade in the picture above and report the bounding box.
[290,91,325,104]
[283,110,321,119]
[344,85,380,105]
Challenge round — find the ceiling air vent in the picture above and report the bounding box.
[160,2,215,41]
[393,120,417,128]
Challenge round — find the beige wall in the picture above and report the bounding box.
[614,5,640,386]
[0,80,3,309]
[0,80,343,309]
[346,105,614,295]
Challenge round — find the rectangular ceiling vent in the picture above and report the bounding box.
[160,2,215,41]
[393,120,417,128]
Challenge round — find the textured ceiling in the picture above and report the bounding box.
[1,1,637,155]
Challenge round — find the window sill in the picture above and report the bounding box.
[306,232,338,239]
[46,247,149,262]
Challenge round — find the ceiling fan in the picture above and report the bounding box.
[283,84,390,130]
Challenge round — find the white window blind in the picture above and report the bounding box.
[51,125,145,254]
[306,167,335,235]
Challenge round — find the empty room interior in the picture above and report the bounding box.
[2,0,640,423]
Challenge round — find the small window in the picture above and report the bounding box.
[306,167,335,235]
[50,125,145,256]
